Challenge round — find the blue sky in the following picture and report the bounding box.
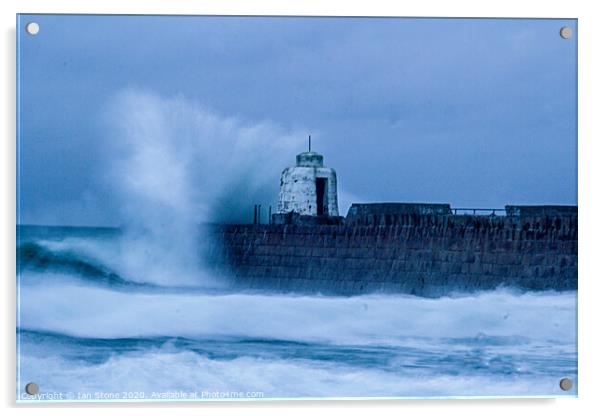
[17,15,577,226]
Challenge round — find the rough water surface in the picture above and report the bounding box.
[17,226,577,401]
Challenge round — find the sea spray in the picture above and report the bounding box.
[101,90,301,286]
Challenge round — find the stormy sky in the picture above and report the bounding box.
[17,15,577,226]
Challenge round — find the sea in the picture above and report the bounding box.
[16,225,578,401]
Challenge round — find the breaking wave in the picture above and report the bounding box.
[17,240,148,289]
[18,328,576,399]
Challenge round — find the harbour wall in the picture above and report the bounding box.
[204,205,577,297]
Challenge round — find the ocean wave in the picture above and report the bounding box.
[17,241,152,289]
[18,279,576,347]
[18,233,225,288]
[17,330,576,399]
[18,328,574,376]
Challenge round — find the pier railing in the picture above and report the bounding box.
[252,204,576,225]
[255,205,509,224]
[452,208,506,216]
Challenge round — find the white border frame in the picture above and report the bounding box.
[3,1,600,415]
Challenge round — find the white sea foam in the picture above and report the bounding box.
[18,345,575,399]
[19,277,576,347]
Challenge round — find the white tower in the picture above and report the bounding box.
[277,137,339,217]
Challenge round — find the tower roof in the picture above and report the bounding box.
[296,151,324,167]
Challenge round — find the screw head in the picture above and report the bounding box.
[25,22,40,35]
[559,26,572,39]
[559,377,573,391]
[25,382,39,395]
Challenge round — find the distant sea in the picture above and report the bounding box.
[17,225,577,401]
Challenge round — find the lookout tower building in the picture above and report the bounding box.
[277,139,339,217]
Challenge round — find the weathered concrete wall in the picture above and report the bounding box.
[204,211,577,297]
[278,166,338,216]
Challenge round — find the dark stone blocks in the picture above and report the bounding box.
[205,212,578,296]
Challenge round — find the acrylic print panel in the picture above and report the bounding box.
[16,14,578,402]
